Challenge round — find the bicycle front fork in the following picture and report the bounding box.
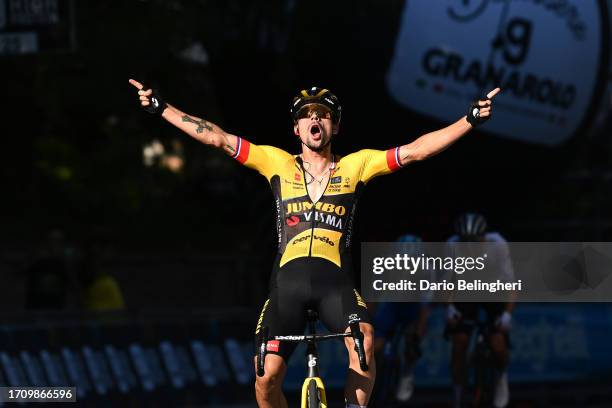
[301,376,327,408]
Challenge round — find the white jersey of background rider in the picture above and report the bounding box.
[446,232,515,283]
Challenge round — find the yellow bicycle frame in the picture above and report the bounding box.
[301,376,327,408]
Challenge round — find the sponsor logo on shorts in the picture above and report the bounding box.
[266,340,280,353]
[354,289,367,308]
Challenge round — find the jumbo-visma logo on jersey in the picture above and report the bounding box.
[284,194,350,230]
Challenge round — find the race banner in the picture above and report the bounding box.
[386,0,609,145]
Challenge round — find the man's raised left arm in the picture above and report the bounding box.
[398,88,501,166]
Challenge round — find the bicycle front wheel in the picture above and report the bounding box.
[307,379,320,408]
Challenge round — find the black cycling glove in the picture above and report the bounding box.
[466,100,490,127]
[141,86,167,116]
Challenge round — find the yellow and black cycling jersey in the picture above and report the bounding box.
[232,137,404,268]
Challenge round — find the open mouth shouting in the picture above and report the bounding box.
[309,123,322,140]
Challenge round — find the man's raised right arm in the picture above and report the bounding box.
[129,78,237,156]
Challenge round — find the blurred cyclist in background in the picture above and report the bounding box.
[373,234,430,404]
[446,213,515,408]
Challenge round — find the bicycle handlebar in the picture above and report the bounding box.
[255,322,369,376]
[274,332,351,342]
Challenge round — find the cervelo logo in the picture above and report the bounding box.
[308,356,318,367]
[292,235,335,247]
[286,201,346,216]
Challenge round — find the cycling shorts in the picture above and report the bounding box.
[254,257,371,361]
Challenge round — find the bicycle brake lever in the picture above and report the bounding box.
[256,326,269,377]
[349,321,369,372]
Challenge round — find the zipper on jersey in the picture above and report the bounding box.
[297,155,335,258]
[308,210,315,257]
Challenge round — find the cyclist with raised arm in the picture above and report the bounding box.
[129,79,500,408]
[446,213,515,408]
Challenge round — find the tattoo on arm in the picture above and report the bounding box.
[181,115,213,133]
[181,115,236,153]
